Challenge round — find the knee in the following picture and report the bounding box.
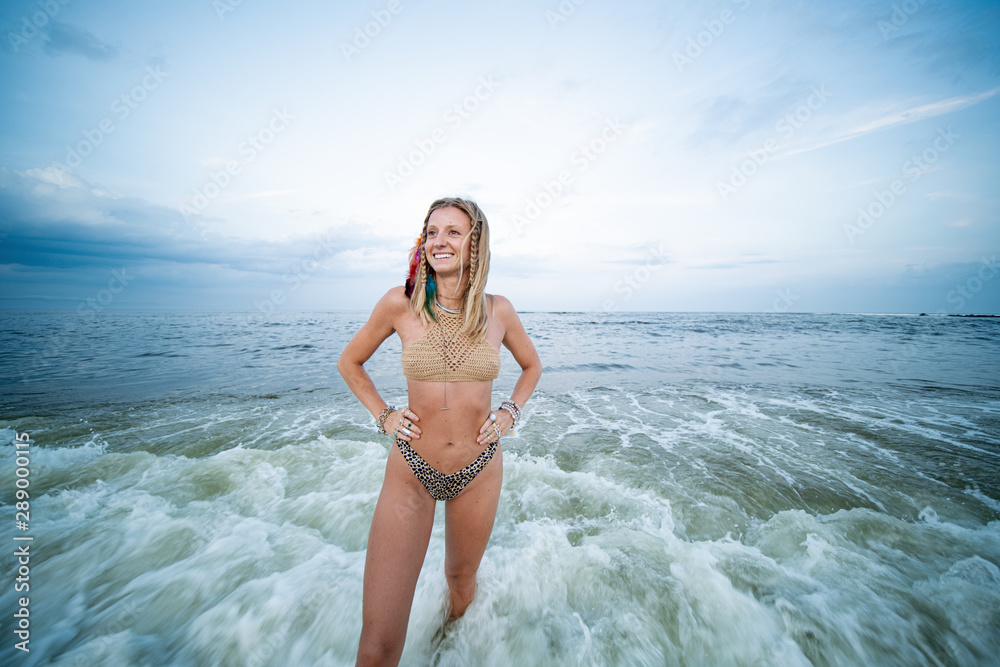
[356,639,400,667]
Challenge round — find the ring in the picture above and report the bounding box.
[402,427,411,436]
[403,408,410,418]
[489,412,497,422]
[405,421,411,429]
[492,424,501,441]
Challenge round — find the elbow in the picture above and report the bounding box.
[337,352,366,381]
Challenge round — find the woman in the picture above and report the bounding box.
[337,197,542,666]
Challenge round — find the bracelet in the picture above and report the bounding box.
[500,399,521,426]
[375,405,395,435]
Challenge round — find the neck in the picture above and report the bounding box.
[434,270,469,301]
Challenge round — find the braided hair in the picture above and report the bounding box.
[405,197,491,341]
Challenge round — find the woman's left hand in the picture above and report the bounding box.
[477,409,512,446]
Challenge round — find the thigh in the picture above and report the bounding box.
[444,443,503,575]
[360,445,437,639]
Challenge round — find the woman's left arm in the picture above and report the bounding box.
[497,295,542,409]
[478,295,542,443]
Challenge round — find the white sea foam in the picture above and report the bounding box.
[2,312,998,665]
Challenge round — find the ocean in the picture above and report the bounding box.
[1,310,998,666]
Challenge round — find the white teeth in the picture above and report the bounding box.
[434,254,453,259]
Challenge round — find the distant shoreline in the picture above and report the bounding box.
[921,313,1000,318]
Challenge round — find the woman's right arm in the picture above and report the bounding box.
[337,287,405,421]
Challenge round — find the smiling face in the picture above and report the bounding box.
[424,206,473,276]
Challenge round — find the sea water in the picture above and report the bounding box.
[1,311,998,666]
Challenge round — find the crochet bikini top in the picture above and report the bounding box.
[401,305,500,382]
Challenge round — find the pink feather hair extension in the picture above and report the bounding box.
[404,236,422,297]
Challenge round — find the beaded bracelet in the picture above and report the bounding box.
[500,399,521,426]
[375,405,395,435]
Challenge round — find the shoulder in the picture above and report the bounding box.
[486,293,518,321]
[370,286,410,323]
[378,285,410,308]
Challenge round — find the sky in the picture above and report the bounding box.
[1,0,998,314]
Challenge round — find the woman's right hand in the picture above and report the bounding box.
[390,407,421,442]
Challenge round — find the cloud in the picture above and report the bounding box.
[779,88,999,158]
[43,22,118,61]
[683,75,821,150]
[0,167,377,279]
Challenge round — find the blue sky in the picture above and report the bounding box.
[1,0,998,313]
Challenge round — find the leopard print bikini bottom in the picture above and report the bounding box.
[395,438,498,501]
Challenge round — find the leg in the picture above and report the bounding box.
[356,446,436,667]
[443,443,502,618]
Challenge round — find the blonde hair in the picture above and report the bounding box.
[408,197,491,341]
